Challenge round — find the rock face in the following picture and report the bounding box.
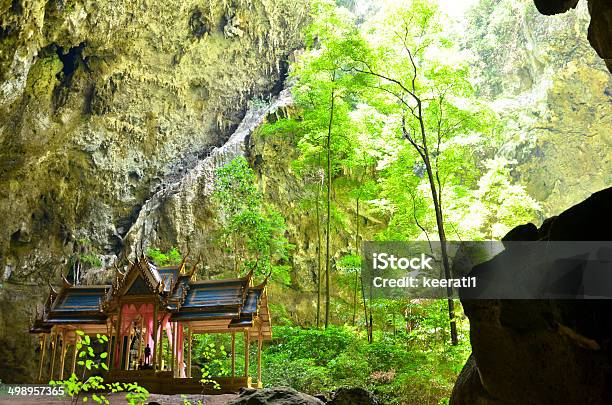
[117,85,297,280]
[0,0,307,283]
[533,0,612,71]
[0,0,307,383]
[451,187,612,405]
[465,0,612,218]
[586,0,612,71]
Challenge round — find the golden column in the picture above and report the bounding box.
[59,331,67,380]
[186,327,192,378]
[244,330,250,385]
[257,332,263,388]
[115,309,123,370]
[37,334,47,382]
[157,314,164,370]
[172,322,178,377]
[170,322,175,374]
[49,333,57,380]
[152,304,158,370]
[105,324,112,370]
[71,335,78,376]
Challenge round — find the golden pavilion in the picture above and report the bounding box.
[29,254,272,394]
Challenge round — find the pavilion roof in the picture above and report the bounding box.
[30,259,272,339]
[51,286,108,312]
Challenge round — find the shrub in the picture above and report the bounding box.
[146,247,182,266]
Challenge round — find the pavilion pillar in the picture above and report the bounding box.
[49,333,58,380]
[257,332,263,388]
[71,338,78,376]
[177,323,183,377]
[37,334,47,383]
[59,332,67,380]
[244,330,250,386]
[187,327,192,378]
[119,335,125,371]
[115,310,122,370]
[170,322,175,375]
[122,331,131,371]
[105,326,112,370]
[158,322,164,370]
[231,332,236,379]
[172,322,180,378]
[152,304,158,371]
[157,314,164,370]
[137,319,144,366]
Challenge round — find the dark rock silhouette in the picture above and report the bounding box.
[451,187,612,405]
[533,0,612,71]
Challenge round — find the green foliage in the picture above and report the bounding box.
[185,1,546,403]
[146,247,182,267]
[50,331,149,405]
[79,254,103,269]
[70,239,103,270]
[198,342,228,390]
[264,303,470,404]
[192,333,233,376]
[446,157,542,239]
[269,0,542,246]
[214,156,292,278]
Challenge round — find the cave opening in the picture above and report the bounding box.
[48,42,88,110]
[56,42,87,83]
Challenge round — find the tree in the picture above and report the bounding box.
[214,157,291,278]
[345,0,497,345]
[460,157,541,239]
[290,0,364,328]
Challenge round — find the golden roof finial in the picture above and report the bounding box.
[188,254,202,277]
[179,245,191,273]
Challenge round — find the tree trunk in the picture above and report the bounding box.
[353,55,459,345]
[352,197,360,326]
[422,152,458,346]
[325,84,335,329]
[323,73,339,329]
[315,161,323,328]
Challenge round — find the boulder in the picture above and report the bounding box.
[451,187,612,405]
[227,387,325,405]
[327,388,380,405]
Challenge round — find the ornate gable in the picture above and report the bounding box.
[126,275,151,295]
[110,255,162,299]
